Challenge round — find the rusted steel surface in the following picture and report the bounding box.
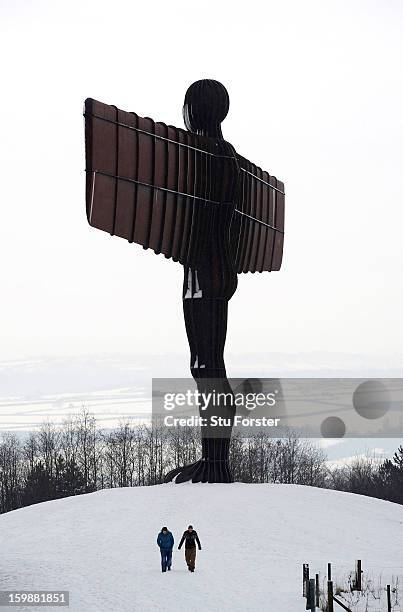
[84,97,284,273]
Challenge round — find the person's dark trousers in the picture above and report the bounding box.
[185,548,196,571]
[160,549,172,572]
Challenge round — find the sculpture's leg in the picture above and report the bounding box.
[164,197,238,484]
[164,297,235,484]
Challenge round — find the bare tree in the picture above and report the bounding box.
[0,433,23,512]
[36,421,60,477]
[75,407,100,492]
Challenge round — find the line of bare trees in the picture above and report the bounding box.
[327,448,403,505]
[0,408,327,514]
[1,408,402,514]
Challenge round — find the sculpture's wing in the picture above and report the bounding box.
[230,154,285,273]
[84,98,237,267]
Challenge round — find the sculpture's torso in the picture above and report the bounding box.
[183,202,238,301]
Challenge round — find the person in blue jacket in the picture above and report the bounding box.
[157,527,174,572]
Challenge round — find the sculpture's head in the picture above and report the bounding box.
[183,79,229,139]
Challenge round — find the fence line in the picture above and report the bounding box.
[302,560,398,611]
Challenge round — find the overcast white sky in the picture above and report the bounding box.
[0,0,402,365]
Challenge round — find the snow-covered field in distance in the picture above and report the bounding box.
[1,352,401,423]
[1,484,402,611]
[0,353,402,460]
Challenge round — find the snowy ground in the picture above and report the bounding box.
[1,484,403,611]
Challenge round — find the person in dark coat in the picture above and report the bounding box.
[157,527,174,572]
[178,525,202,572]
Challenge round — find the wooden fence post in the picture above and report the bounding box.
[387,585,392,612]
[315,573,320,607]
[355,560,362,591]
[328,562,332,581]
[306,578,316,611]
[327,580,334,612]
[303,563,310,597]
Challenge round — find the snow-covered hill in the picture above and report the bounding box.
[1,484,402,611]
